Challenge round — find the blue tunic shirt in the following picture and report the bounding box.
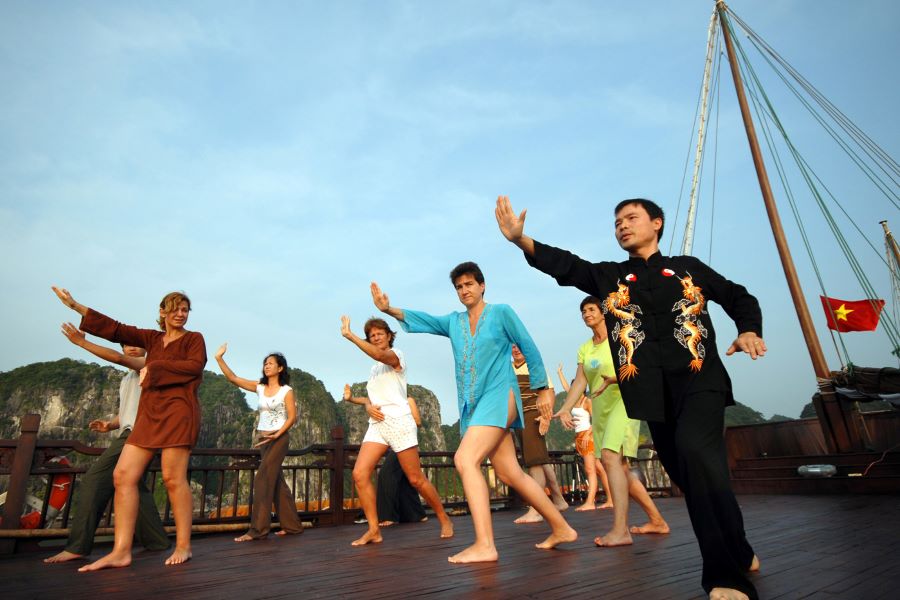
[399,303,549,435]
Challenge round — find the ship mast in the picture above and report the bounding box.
[715,1,866,452]
[681,12,719,255]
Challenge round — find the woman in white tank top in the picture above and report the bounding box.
[215,344,304,541]
[340,314,454,546]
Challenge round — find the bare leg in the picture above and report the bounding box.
[595,458,614,509]
[541,464,568,511]
[78,445,154,572]
[395,447,453,538]
[490,434,576,550]
[594,450,632,547]
[449,425,508,563]
[576,454,598,511]
[351,442,387,546]
[626,463,669,535]
[514,465,547,524]
[161,447,193,565]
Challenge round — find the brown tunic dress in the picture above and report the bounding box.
[81,309,207,449]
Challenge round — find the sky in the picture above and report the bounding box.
[2,1,898,424]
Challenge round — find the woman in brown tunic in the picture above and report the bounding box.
[52,287,206,571]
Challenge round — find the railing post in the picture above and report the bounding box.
[329,426,345,526]
[1,414,42,554]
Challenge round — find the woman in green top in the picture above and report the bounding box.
[556,296,669,547]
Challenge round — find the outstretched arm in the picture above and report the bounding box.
[495,195,536,256]
[214,343,258,392]
[340,315,401,369]
[52,286,88,316]
[61,322,146,371]
[371,282,405,321]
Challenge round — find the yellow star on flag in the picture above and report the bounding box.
[834,303,854,321]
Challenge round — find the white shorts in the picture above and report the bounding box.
[362,413,419,452]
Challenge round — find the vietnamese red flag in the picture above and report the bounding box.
[820,296,885,332]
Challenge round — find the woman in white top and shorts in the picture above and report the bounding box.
[215,345,304,541]
[341,315,454,546]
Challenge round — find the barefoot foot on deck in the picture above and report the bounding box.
[351,529,383,546]
[448,544,498,563]
[575,502,596,512]
[594,530,633,547]
[234,533,257,542]
[439,519,454,539]
[378,520,396,527]
[535,525,578,550]
[514,507,544,524]
[78,551,131,572]
[629,520,670,535]
[44,550,85,564]
[598,500,614,509]
[165,547,192,565]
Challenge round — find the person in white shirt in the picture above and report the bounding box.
[340,315,453,546]
[215,345,304,541]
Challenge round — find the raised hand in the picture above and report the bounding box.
[343,384,352,401]
[61,322,86,346]
[725,332,767,360]
[215,343,228,359]
[494,195,527,243]
[51,286,87,315]
[370,282,390,312]
[340,315,352,339]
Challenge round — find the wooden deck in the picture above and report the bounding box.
[1,494,898,599]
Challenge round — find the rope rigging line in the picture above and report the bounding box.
[726,8,900,202]
[725,14,900,361]
[742,34,900,210]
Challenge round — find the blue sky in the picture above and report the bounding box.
[2,1,898,424]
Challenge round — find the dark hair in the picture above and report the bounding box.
[364,318,396,348]
[259,352,290,386]
[449,261,485,286]
[614,198,665,240]
[580,295,603,312]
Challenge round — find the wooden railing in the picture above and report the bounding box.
[0,414,672,554]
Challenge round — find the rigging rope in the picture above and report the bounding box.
[722,10,900,363]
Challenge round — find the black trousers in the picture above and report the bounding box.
[648,389,757,599]
[376,450,425,523]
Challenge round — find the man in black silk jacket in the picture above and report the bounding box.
[496,196,765,600]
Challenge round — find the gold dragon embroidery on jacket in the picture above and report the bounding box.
[603,281,645,381]
[672,273,708,372]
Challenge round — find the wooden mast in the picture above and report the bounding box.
[715,1,866,452]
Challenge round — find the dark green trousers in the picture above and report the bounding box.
[64,430,170,555]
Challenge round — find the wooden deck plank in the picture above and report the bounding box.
[1,494,897,599]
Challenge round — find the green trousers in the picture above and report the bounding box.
[64,431,170,555]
